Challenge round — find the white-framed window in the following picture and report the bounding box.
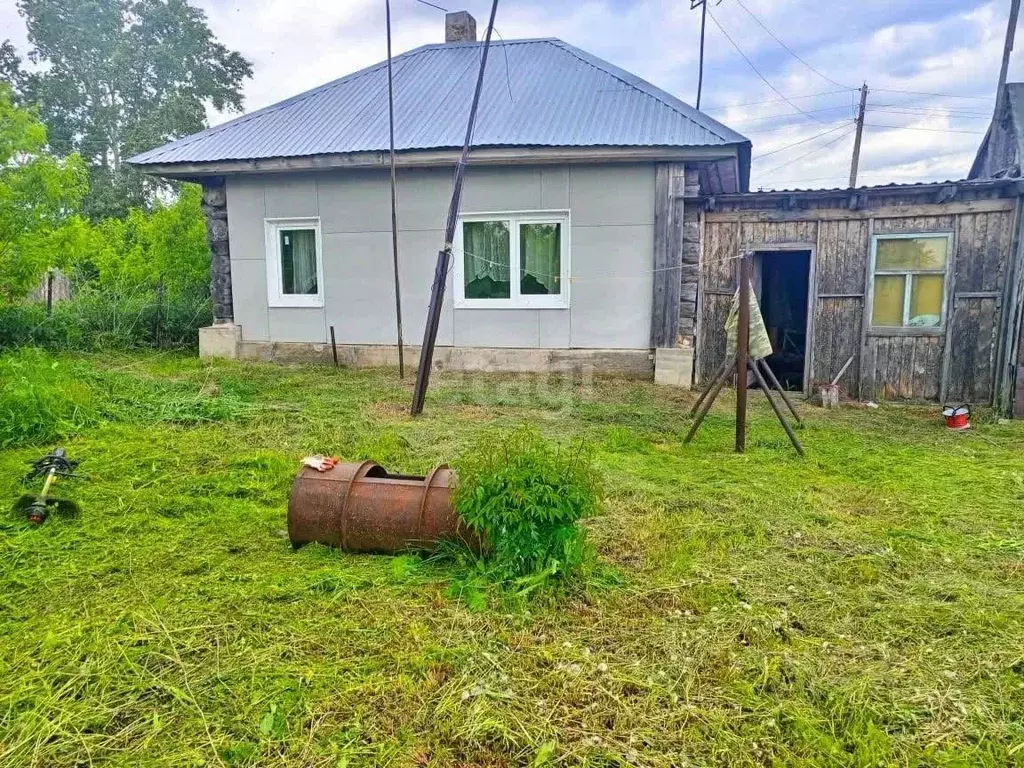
[454,210,570,309]
[869,233,951,329]
[265,217,324,308]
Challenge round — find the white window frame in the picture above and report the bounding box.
[454,210,571,309]
[868,232,952,331]
[264,217,325,308]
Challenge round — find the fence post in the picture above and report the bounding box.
[46,269,54,316]
[154,280,165,348]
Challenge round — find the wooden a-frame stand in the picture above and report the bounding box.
[685,253,805,457]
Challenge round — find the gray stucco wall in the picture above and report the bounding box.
[225,163,656,349]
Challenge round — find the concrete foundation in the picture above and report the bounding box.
[654,347,694,389]
[199,324,242,359]
[237,340,654,378]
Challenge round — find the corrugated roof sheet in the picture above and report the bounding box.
[129,38,748,166]
[741,178,1016,195]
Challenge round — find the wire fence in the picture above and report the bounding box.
[0,278,212,352]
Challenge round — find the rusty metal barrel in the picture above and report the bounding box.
[287,461,480,553]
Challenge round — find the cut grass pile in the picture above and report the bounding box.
[0,350,1023,767]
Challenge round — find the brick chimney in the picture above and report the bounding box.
[445,10,477,42]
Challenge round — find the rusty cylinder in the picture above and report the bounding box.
[287,461,480,554]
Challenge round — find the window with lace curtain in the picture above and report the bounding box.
[265,218,324,308]
[455,211,570,309]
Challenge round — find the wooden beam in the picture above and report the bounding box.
[705,200,1016,223]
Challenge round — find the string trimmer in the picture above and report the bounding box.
[13,448,81,524]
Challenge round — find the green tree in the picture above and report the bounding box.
[8,0,251,219]
[0,84,87,303]
[82,183,209,298]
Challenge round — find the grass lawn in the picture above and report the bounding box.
[1,351,1023,767]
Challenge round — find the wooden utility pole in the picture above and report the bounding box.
[410,0,499,415]
[735,254,750,452]
[692,0,708,110]
[994,0,1022,120]
[685,251,804,457]
[849,83,868,188]
[385,0,405,379]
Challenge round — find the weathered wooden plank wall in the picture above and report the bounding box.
[863,335,944,401]
[696,220,740,382]
[698,196,1019,406]
[943,209,1015,402]
[812,219,868,395]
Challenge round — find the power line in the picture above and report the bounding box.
[739,118,851,135]
[864,123,985,135]
[870,102,992,115]
[870,107,990,121]
[703,88,854,110]
[732,0,852,89]
[706,8,825,124]
[871,87,992,101]
[727,105,858,125]
[752,121,853,159]
[759,129,854,176]
[413,0,449,11]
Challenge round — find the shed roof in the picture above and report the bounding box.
[128,38,748,168]
[970,82,1024,179]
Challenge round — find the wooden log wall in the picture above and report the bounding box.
[651,163,700,348]
[697,197,1021,406]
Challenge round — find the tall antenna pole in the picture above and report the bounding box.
[411,0,499,415]
[995,0,1022,121]
[849,82,868,188]
[693,0,708,110]
[385,0,405,378]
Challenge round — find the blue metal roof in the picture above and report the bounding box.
[129,38,749,166]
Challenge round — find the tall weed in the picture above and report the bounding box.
[0,349,98,447]
[452,427,601,586]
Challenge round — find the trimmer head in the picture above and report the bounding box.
[12,494,80,524]
[14,448,81,525]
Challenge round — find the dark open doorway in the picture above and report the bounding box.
[753,250,811,391]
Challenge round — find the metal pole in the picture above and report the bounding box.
[385,0,405,379]
[696,0,708,110]
[735,254,750,453]
[411,0,500,416]
[848,83,868,188]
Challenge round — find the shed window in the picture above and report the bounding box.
[265,218,323,308]
[870,234,950,329]
[455,212,569,309]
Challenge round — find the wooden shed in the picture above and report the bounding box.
[695,179,1024,415]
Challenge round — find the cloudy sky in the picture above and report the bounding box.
[2,0,1022,190]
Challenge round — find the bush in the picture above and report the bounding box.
[0,286,211,351]
[452,427,601,585]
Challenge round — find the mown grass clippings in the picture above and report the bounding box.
[0,350,1022,766]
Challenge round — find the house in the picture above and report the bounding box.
[695,180,1024,416]
[129,11,750,379]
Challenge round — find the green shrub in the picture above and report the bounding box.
[452,427,601,585]
[0,287,210,352]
